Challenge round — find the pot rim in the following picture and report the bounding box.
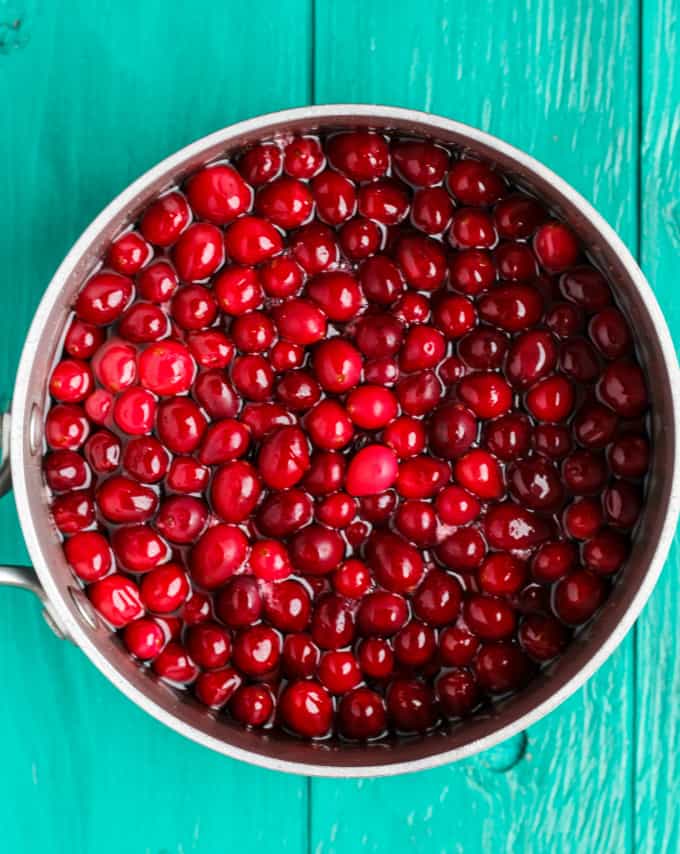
[10,104,680,777]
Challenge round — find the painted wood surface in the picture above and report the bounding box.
[0,1,676,852]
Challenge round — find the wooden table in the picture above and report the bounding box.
[0,1,678,851]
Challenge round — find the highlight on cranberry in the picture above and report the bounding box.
[43,128,651,742]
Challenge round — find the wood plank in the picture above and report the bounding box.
[635,0,680,849]
[311,2,639,851]
[0,2,311,851]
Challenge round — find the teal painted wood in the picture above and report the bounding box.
[0,2,311,852]
[636,1,680,851]
[311,2,640,852]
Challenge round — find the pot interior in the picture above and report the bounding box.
[12,107,678,775]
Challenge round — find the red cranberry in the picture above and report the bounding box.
[573,401,618,448]
[194,668,242,708]
[396,370,442,416]
[231,354,274,401]
[358,180,409,225]
[339,217,382,259]
[255,177,313,229]
[137,260,179,303]
[554,569,606,624]
[332,559,371,599]
[44,450,91,492]
[153,642,199,684]
[449,249,496,295]
[210,461,262,523]
[239,144,282,185]
[185,163,252,224]
[454,449,503,500]
[598,360,648,417]
[559,266,611,312]
[291,223,339,275]
[387,679,437,733]
[110,525,168,573]
[603,480,642,529]
[49,359,93,403]
[393,621,436,668]
[583,528,629,575]
[479,554,527,596]
[396,456,450,500]
[458,327,508,370]
[156,397,206,454]
[291,525,345,576]
[474,643,533,693]
[563,497,603,540]
[273,298,328,345]
[306,400,354,450]
[435,485,480,525]
[123,618,166,660]
[122,436,167,483]
[345,444,398,496]
[108,231,151,275]
[311,594,355,649]
[478,283,543,332]
[533,222,580,272]
[562,449,607,494]
[138,341,194,396]
[232,625,280,677]
[484,502,551,551]
[507,457,563,511]
[280,680,333,738]
[303,451,345,496]
[357,590,409,637]
[609,435,650,479]
[439,626,480,666]
[140,192,191,246]
[395,500,437,546]
[391,140,448,186]
[494,242,538,280]
[256,489,313,539]
[436,527,486,572]
[284,137,325,179]
[276,370,321,412]
[51,490,95,534]
[494,195,545,239]
[166,457,209,494]
[447,159,505,206]
[173,223,224,282]
[119,303,169,343]
[413,571,462,625]
[306,271,363,321]
[156,495,208,544]
[327,131,389,181]
[395,234,447,291]
[84,430,120,473]
[531,540,577,583]
[76,272,133,325]
[182,591,213,625]
[339,688,387,740]
[185,622,231,669]
[526,375,574,422]
[271,342,304,372]
[64,531,112,581]
[506,330,557,388]
[231,685,274,727]
[458,372,512,419]
[384,415,426,458]
[464,594,517,640]
[64,317,104,360]
[412,186,453,234]
[89,574,144,627]
[317,492,356,529]
[519,614,569,661]
[449,208,497,249]
[317,650,361,695]
[92,340,137,393]
[437,669,480,717]
[312,339,363,393]
[215,576,262,628]
[483,413,531,461]
[140,563,189,613]
[96,475,157,524]
[589,308,632,359]
[282,633,320,679]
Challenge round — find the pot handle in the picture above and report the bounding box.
[0,413,70,640]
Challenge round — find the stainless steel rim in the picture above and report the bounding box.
[10,104,680,777]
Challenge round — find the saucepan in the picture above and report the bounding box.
[1,105,678,777]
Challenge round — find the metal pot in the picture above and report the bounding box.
[1,105,678,777]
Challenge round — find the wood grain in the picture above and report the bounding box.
[0,2,311,852]
[635,0,680,851]
[311,2,639,852]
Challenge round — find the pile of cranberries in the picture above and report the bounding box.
[42,128,651,741]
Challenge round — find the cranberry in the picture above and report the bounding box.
[111,526,168,572]
[519,614,569,661]
[484,503,551,551]
[436,527,486,572]
[137,260,179,303]
[395,500,437,545]
[432,295,476,340]
[339,217,382,259]
[182,591,213,625]
[76,272,133,325]
[583,528,629,575]
[526,375,574,422]
[195,668,242,708]
[140,192,191,246]
[449,208,497,249]
[459,372,512,419]
[64,317,104,359]
[92,340,137,393]
[413,571,462,625]
[449,249,496,295]
[284,137,325,179]
[156,397,206,454]
[171,284,218,331]
[436,669,480,718]
[478,283,543,332]
[387,679,437,732]
[483,413,531,461]
[231,685,274,727]
[231,354,274,401]
[439,626,480,666]
[531,540,577,583]
[84,430,120,473]
[280,680,333,737]
[458,327,508,370]
[435,485,481,525]
[359,490,396,523]
[474,643,533,693]
[140,563,190,613]
[89,574,143,627]
[359,180,409,225]
[291,525,345,576]
[598,360,648,417]
[494,195,545,239]
[108,231,151,275]
[559,267,611,312]
[49,359,93,403]
[96,475,157,524]
[232,625,280,677]
[210,460,262,523]
[357,590,409,636]
[138,341,194,396]
[166,457,209,493]
[307,271,363,321]
[215,577,262,628]
[339,688,387,740]
[562,449,607,494]
[239,143,282,185]
[153,642,199,684]
[185,163,251,224]
[44,450,91,492]
[563,497,603,540]
[51,490,95,534]
[506,330,557,388]
[122,436,167,483]
[123,618,166,660]
[447,159,505,206]
[395,234,447,291]
[507,457,563,511]
[156,495,208,544]
[303,452,345,497]
[119,303,169,343]
[428,402,477,458]
[305,400,353,451]
[396,370,442,415]
[64,531,112,581]
[609,435,650,479]
[172,223,224,282]
[276,370,321,412]
[412,186,453,234]
[312,339,363,394]
[454,449,503,500]
[291,223,339,274]
[554,569,606,624]
[332,559,371,599]
[533,222,580,272]
[317,492,356,529]
[573,401,619,448]
[384,415,426,458]
[345,444,398,496]
[603,480,642,529]
[396,456,450,499]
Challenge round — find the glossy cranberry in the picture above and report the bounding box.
[506,330,557,388]
[306,271,363,322]
[231,354,274,401]
[300,451,344,497]
[310,593,354,649]
[312,339,363,394]
[449,249,496,295]
[484,502,551,551]
[583,528,629,575]
[112,388,155,437]
[562,449,607,494]
[64,317,104,360]
[185,163,251,224]
[507,457,563,511]
[356,256,402,307]
[587,309,632,362]
[382,416,425,458]
[51,490,96,534]
[411,571,461,625]
[478,283,543,333]
[44,449,90,492]
[554,569,606,624]
[49,359,93,404]
[387,679,436,733]
[453,449,503,500]
[171,284,218,331]
[392,621,436,668]
[194,668,242,708]
[494,195,545,238]
[172,222,224,282]
[474,643,533,694]
[215,576,262,628]
[315,493,354,529]
[83,430,119,474]
[438,669,480,717]
[531,540,577,583]
[458,372,512,419]
[140,192,191,246]
[316,650,360,695]
[291,525,345,576]
[392,499,435,545]
[270,342,304,373]
[232,625,281,677]
[153,642,198,684]
[280,679,333,737]
[182,591,213,625]
[109,527,167,574]
[439,626,480,666]
[96,474,157,524]
[357,590,409,637]
[494,242,538,280]
[280,633,318,679]
[329,560,369,600]
[338,688,386,740]
[519,614,569,661]
[343,444,397,497]
[598,359,648,417]
[563,497,603,540]
[559,266,611,312]
[411,186,453,234]
[545,303,585,342]
[479,554,526,597]
[136,262,178,305]
[89,573,144,628]
[121,436,166,483]
[603,480,642,529]
[339,217,382,259]
[239,143,282,185]
[389,140,446,186]
[446,158,504,205]
[457,329,506,372]
[394,370,441,416]
[156,397,206,454]
[156,494,208,544]
[433,487,478,527]
[231,685,274,727]
[449,208,497,249]
[138,340,194,396]
[358,180,409,226]
[482,413,531,462]
[436,527,486,572]
[533,222,580,272]
[291,223,339,275]
[139,563,190,613]
[76,272,133,325]
[91,339,137,393]
[274,370,320,413]
[399,326,445,373]
[254,176,313,229]
[284,137,325,179]
[63,531,111,581]
[463,594,516,640]
[119,303,169,343]
[326,131,389,181]
[123,618,166,660]
[183,622,231,670]
[107,231,151,275]
[165,457,208,494]
[609,435,650,479]
[573,401,619,448]
[526,375,574,422]
[395,234,447,291]
[210,460,262,523]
